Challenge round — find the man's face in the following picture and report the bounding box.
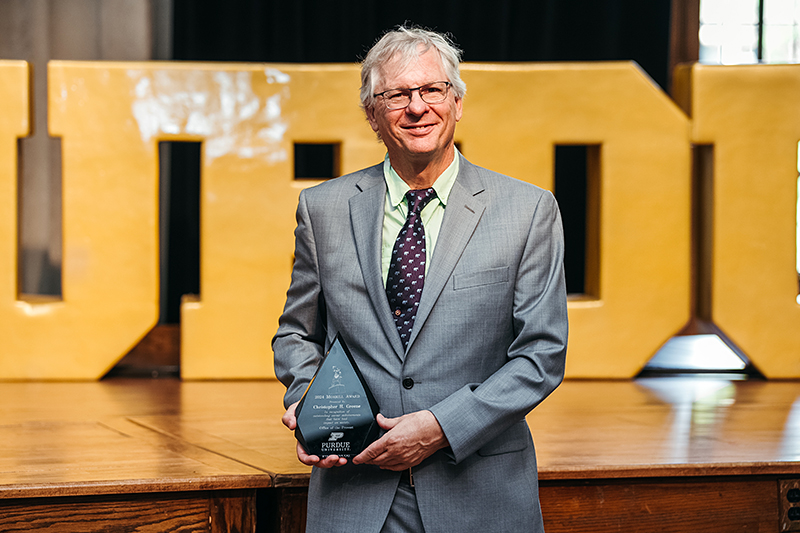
[366,49,463,166]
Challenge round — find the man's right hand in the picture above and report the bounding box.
[282,401,348,468]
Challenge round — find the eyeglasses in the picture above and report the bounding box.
[373,81,452,110]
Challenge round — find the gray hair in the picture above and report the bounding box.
[360,25,467,112]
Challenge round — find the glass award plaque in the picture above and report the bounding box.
[294,333,381,458]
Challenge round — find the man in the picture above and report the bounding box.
[274,25,568,533]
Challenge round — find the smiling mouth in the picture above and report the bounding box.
[404,124,434,131]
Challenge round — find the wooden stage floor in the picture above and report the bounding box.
[1,377,799,532]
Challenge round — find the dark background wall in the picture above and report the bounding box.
[172,1,671,87]
[164,0,673,321]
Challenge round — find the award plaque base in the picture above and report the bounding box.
[294,334,381,458]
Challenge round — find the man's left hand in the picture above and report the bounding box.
[352,410,448,470]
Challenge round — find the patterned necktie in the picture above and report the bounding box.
[386,188,437,349]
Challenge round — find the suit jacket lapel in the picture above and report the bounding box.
[407,158,486,350]
[349,167,406,360]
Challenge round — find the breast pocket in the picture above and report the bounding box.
[453,266,509,291]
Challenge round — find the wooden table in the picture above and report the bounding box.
[1,378,799,531]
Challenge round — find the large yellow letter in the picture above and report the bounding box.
[459,63,692,377]
[676,64,800,378]
[2,62,382,379]
[174,65,383,378]
[0,61,159,379]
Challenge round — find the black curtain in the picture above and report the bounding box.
[164,0,672,320]
[173,1,671,88]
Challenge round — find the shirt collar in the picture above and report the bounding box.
[383,149,460,209]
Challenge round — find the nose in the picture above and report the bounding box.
[405,90,429,115]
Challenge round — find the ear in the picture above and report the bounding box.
[454,96,463,123]
[365,105,381,132]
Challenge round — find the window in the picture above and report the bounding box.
[700,0,800,64]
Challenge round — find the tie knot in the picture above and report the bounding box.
[406,188,437,216]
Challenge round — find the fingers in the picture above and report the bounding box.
[352,438,384,465]
[296,441,317,465]
[315,454,349,468]
[296,442,348,468]
[352,413,396,465]
[281,401,299,430]
[352,416,418,468]
[353,410,448,470]
[352,434,414,471]
[285,401,348,468]
[376,412,399,431]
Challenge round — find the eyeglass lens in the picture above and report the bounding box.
[382,82,449,109]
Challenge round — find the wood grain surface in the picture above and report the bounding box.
[2,377,799,532]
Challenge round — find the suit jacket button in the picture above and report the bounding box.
[402,377,414,389]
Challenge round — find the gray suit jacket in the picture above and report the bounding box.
[273,155,568,533]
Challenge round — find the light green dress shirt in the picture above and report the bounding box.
[381,151,460,285]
